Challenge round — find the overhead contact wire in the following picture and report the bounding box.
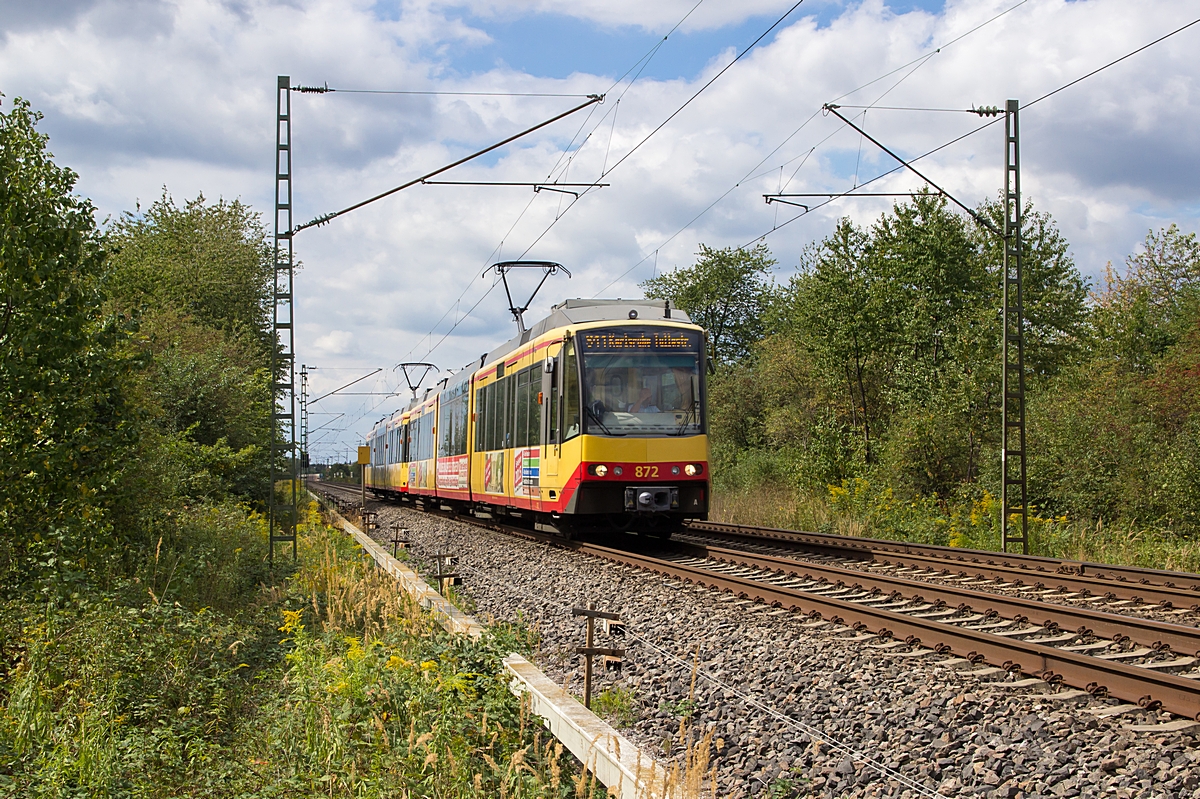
[596,0,1034,293]
[404,0,709,362]
[603,0,808,178]
[749,11,1200,247]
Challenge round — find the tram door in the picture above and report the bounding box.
[540,345,561,492]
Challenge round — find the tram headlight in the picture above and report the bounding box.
[613,466,623,476]
[593,464,608,477]
[683,463,702,476]
[671,465,681,475]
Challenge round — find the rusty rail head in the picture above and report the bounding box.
[685,521,1200,608]
[318,482,1200,720]
[682,541,1200,659]
[570,540,1200,721]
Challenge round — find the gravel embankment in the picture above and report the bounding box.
[325,489,1200,798]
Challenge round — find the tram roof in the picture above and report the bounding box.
[392,298,695,416]
[485,297,691,368]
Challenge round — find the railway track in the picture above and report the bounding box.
[312,483,1200,721]
[687,520,1200,609]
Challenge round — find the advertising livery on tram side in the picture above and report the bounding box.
[365,298,709,537]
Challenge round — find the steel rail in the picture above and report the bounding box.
[680,527,1200,610]
[314,483,1200,719]
[681,541,1200,658]
[569,539,1200,721]
[689,521,1200,600]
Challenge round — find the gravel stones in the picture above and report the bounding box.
[335,490,1200,798]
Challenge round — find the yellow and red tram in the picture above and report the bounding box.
[364,299,709,536]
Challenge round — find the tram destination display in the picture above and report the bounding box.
[579,328,701,352]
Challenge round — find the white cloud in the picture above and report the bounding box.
[312,329,354,356]
[435,0,817,33]
[3,0,1198,459]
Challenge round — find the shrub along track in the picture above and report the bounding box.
[316,482,1200,722]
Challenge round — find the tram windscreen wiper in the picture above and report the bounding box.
[586,402,623,436]
[672,404,698,436]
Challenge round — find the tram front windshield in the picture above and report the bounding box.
[578,328,703,437]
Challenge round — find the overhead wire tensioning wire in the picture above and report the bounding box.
[309,89,598,97]
[826,0,1033,104]
[399,0,709,365]
[591,0,1036,295]
[508,0,812,262]
[746,11,1200,248]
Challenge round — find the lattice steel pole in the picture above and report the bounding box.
[300,364,309,500]
[1001,99,1029,555]
[270,76,298,564]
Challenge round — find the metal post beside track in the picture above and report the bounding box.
[1001,99,1029,555]
[431,552,461,597]
[269,75,299,565]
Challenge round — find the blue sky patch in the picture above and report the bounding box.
[369,1,949,83]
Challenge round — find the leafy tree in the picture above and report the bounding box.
[0,97,137,592]
[777,217,893,463]
[1028,225,1200,530]
[768,192,1088,496]
[871,191,987,391]
[777,193,992,477]
[106,192,275,352]
[106,193,275,504]
[975,196,1090,379]
[1091,223,1200,372]
[641,243,775,368]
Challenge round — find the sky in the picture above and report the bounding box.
[2,0,1198,463]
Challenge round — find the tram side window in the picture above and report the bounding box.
[515,368,530,448]
[438,400,450,458]
[501,374,513,449]
[422,414,435,460]
[521,366,541,446]
[483,384,494,451]
[412,410,432,460]
[548,363,558,444]
[486,382,497,450]
[563,340,581,441]
[475,382,501,452]
[438,387,468,458]
[474,373,521,451]
[452,390,468,455]
[531,368,543,445]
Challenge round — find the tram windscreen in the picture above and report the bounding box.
[577,327,703,437]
